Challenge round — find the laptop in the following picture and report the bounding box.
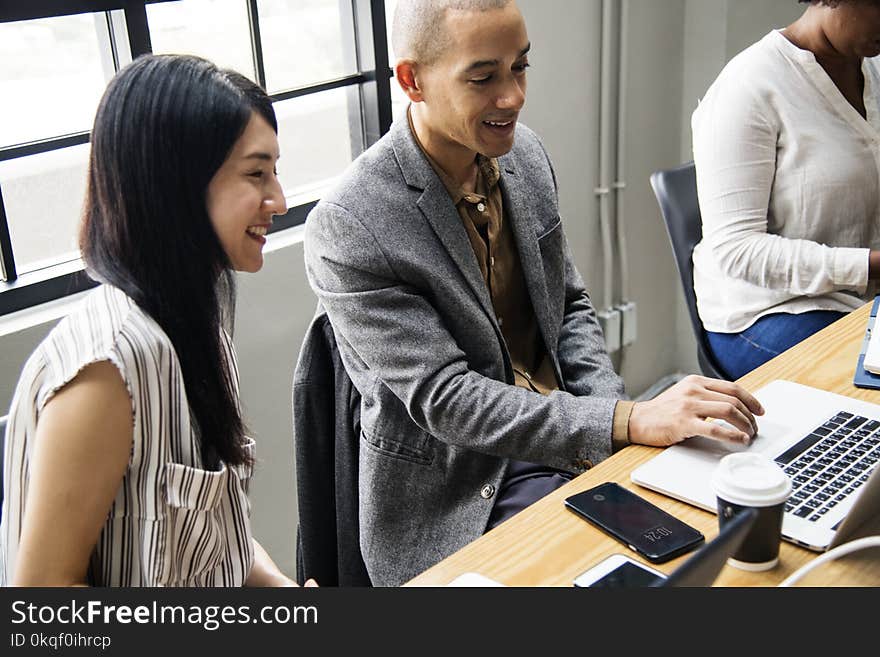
[631,380,880,552]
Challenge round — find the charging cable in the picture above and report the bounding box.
[777,536,880,587]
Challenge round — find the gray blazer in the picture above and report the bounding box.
[304,117,626,586]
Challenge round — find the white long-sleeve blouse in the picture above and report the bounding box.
[692,29,880,333]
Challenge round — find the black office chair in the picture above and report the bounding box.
[1,415,6,522]
[650,161,730,381]
[292,310,371,587]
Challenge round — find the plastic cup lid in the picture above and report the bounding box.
[711,452,792,507]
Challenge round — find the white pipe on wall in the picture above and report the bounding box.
[596,0,616,312]
[614,0,630,303]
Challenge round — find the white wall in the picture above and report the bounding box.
[0,0,804,578]
[518,0,603,307]
[231,237,316,576]
[519,0,689,395]
[615,0,688,392]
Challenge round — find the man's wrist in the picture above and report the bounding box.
[626,400,649,446]
[612,400,635,452]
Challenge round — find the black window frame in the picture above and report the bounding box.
[0,0,393,316]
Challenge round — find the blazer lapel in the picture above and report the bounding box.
[417,181,495,316]
[391,119,496,320]
[498,162,558,355]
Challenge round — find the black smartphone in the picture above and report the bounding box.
[564,482,705,563]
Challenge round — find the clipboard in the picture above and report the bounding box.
[853,295,880,390]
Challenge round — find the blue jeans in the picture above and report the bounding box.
[707,310,845,380]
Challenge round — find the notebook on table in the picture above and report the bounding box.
[631,380,880,552]
[854,295,880,390]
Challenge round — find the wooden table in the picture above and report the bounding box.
[406,302,880,587]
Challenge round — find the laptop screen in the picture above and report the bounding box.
[657,508,757,587]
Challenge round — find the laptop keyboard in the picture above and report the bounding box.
[775,411,880,523]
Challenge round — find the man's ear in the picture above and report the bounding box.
[395,60,425,103]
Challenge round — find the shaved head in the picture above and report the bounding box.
[391,0,512,64]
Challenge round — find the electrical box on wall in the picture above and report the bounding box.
[619,301,637,347]
[598,308,621,354]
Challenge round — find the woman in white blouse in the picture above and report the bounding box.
[692,0,880,379]
[0,55,312,586]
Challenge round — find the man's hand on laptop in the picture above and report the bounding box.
[628,375,765,447]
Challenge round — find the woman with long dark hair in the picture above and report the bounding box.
[0,54,306,586]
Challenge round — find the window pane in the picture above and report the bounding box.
[0,145,90,274]
[274,88,361,202]
[390,75,409,121]
[0,14,111,147]
[257,0,357,93]
[384,0,408,121]
[147,0,256,80]
[385,0,397,64]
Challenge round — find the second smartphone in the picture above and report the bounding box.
[573,553,666,587]
[564,482,705,563]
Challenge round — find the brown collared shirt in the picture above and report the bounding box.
[408,112,631,451]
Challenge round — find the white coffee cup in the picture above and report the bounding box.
[711,452,792,571]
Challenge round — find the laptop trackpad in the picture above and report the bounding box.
[699,417,789,457]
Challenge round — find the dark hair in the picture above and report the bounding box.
[81,54,277,468]
[798,0,867,5]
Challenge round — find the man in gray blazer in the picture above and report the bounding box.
[303,0,763,586]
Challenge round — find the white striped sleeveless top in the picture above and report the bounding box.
[0,285,254,586]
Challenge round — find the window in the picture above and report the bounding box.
[384,0,409,121]
[274,88,362,203]
[257,0,358,92]
[147,0,256,80]
[0,145,90,276]
[0,0,393,315]
[0,13,112,147]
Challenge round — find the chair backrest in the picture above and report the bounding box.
[292,310,371,587]
[649,161,729,380]
[1,415,6,521]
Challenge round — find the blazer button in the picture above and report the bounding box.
[480,484,496,499]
